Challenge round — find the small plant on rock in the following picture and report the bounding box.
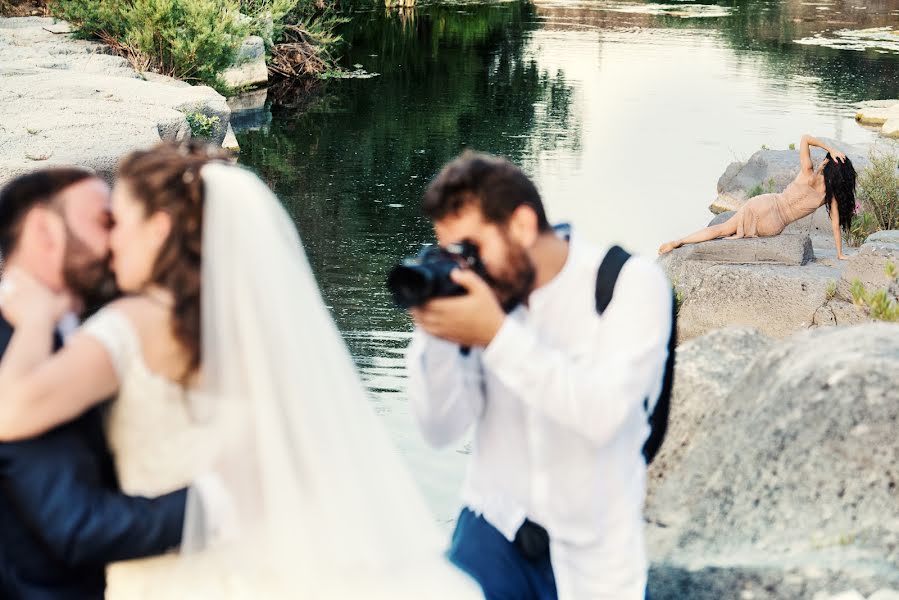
[849,262,899,323]
[186,112,220,139]
[858,147,899,232]
[847,211,878,247]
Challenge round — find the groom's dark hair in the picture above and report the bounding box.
[0,168,98,259]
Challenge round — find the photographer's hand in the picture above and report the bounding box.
[410,268,505,348]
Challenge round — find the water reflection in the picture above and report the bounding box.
[236,0,899,518]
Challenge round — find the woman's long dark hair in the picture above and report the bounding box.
[116,141,230,383]
[822,153,857,234]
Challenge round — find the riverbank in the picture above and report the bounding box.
[659,139,899,340]
[0,16,235,186]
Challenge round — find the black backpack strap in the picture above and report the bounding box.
[642,300,676,463]
[594,245,675,464]
[595,245,632,315]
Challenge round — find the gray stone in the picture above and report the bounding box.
[680,234,813,266]
[837,239,899,301]
[0,17,233,187]
[856,103,899,126]
[222,124,240,153]
[866,230,899,248]
[883,119,899,139]
[227,87,268,114]
[660,249,840,339]
[221,35,267,90]
[648,325,899,599]
[646,328,773,530]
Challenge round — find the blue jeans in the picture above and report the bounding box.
[448,508,557,600]
[448,508,651,600]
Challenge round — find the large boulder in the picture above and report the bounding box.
[661,247,843,340]
[648,324,899,599]
[0,17,232,185]
[220,35,268,90]
[712,141,870,214]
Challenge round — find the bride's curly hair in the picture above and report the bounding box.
[823,153,857,234]
[117,141,232,382]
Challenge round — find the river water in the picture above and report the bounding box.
[236,0,899,521]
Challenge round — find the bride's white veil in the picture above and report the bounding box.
[181,162,480,597]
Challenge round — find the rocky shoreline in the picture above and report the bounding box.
[0,16,269,187]
[650,139,898,599]
[662,140,899,341]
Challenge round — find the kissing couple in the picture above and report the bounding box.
[0,142,481,598]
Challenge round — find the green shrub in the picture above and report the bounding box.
[850,261,899,323]
[847,211,878,247]
[858,147,899,232]
[52,0,249,89]
[186,111,220,138]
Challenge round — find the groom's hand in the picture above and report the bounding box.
[410,268,505,348]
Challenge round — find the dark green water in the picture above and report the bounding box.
[236,0,899,520]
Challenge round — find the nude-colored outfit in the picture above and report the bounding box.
[733,176,825,238]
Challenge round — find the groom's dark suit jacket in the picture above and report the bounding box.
[0,312,188,600]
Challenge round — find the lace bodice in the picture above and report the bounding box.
[81,307,217,497]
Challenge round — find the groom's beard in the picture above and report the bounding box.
[62,230,120,319]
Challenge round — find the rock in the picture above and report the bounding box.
[680,234,814,266]
[712,142,870,214]
[856,103,899,126]
[646,328,773,530]
[222,124,240,153]
[660,248,843,339]
[882,119,899,139]
[648,324,899,599]
[227,87,268,114]
[837,236,899,300]
[866,230,899,248]
[824,593,866,600]
[221,35,268,90]
[0,17,232,186]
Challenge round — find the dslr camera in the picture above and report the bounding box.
[387,241,489,308]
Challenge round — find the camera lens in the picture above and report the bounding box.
[387,265,435,308]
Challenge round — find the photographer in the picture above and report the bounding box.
[405,152,671,600]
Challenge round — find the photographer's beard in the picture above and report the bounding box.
[488,234,536,313]
[62,227,119,319]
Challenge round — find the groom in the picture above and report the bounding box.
[0,168,188,599]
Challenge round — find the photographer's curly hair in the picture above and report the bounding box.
[116,141,231,383]
[822,153,857,234]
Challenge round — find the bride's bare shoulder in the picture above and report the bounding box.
[99,296,169,329]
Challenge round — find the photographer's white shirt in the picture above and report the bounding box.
[406,233,672,600]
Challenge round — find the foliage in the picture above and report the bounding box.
[825,280,837,301]
[51,0,249,89]
[789,143,796,150]
[847,211,878,247]
[186,112,220,138]
[748,177,777,198]
[850,261,899,323]
[857,147,899,232]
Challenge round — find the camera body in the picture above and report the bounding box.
[387,241,488,308]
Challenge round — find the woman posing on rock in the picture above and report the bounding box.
[659,134,857,259]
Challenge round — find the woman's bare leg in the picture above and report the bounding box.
[658,215,739,255]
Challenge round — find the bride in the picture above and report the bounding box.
[0,142,481,598]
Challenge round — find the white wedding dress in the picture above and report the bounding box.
[78,163,482,599]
